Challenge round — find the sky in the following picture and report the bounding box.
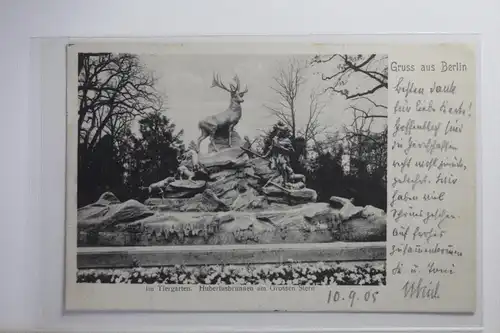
[136,53,387,152]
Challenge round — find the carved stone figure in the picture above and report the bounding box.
[264,122,297,186]
[197,73,248,152]
[177,141,201,180]
[140,176,176,198]
[286,181,306,190]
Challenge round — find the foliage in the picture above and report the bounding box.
[258,55,388,210]
[124,111,185,202]
[300,53,388,209]
[77,53,184,207]
[307,144,349,201]
[77,52,387,212]
[77,261,386,286]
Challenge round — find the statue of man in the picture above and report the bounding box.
[264,122,296,186]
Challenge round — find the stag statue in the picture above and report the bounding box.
[197,73,248,152]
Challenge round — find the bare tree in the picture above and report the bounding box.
[264,58,304,139]
[343,104,382,143]
[264,58,327,147]
[300,90,326,145]
[310,54,388,107]
[310,53,388,178]
[339,98,387,178]
[310,54,388,128]
[78,53,164,153]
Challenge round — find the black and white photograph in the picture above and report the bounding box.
[74,51,388,287]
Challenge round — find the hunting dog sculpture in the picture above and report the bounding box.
[197,73,248,152]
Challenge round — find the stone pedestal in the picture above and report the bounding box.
[209,129,243,152]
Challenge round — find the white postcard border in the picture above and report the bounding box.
[63,38,480,314]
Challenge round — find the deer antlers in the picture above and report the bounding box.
[211,73,231,92]
[211,73,248,94]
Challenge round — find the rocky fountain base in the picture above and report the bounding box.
[77,140,387,248]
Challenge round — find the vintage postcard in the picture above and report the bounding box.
[65,40,477,312]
